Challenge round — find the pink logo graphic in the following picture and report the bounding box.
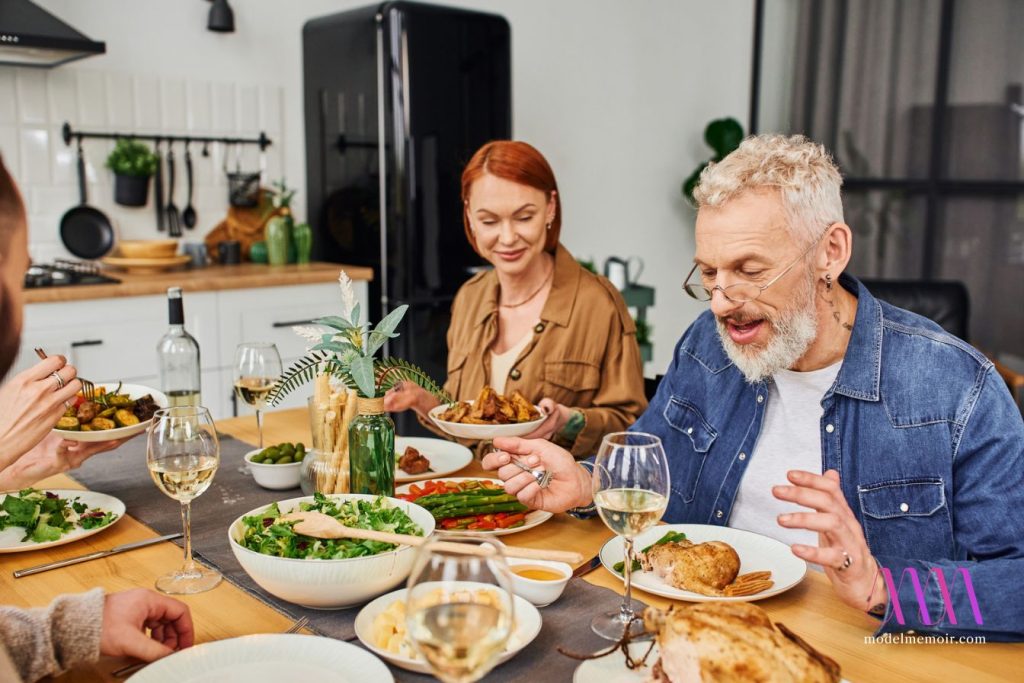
[881,567,984,626]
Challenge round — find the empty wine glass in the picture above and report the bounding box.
[234,342,282,448]
[147,406,221,594]
[591,432,670,640]
[406,536,515,683]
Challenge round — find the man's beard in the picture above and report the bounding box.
[715,275,818,383]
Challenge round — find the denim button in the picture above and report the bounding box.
[738,452,746,461]
[686,427,693,434]
[826,424,835,433]
[715,510,723,519]
[757,395,764,403]
[900,502,909,512]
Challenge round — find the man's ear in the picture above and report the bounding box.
[821,222,853,274]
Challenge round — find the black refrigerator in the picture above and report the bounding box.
[303,2,512,434]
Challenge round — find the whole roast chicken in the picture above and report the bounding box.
[643,603,842,683]
[640,539,740,596]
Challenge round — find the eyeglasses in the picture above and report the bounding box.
[682,235,823,304]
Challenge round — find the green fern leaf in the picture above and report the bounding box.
[374,357,451,403]
[268,351,332,406]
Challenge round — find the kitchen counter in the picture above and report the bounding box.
[24,262,373,304]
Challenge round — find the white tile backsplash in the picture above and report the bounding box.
[2,66,285,250]
[16,70,49,125]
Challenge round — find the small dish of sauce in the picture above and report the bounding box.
[512,565,566,582]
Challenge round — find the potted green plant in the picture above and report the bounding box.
[268,271,450,495]
[682,117,744,206]
[105,139,159,207]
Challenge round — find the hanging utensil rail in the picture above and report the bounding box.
[61,122,272,151]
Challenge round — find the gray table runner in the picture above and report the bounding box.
[72,435,645,681]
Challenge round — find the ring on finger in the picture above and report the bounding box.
[835,549,853,572]
[50,371,65,390]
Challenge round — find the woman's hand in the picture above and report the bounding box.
[383,381,441,417]
[0,431,133,489]
[100,589,194,661]
[0,356,82,472]
[774,469,888,612]
[522,398,571,441]
[483,436,591,513]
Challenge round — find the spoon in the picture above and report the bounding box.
[280,510,582,564]
[182,144,197,229]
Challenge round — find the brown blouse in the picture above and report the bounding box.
[423,244,647,457]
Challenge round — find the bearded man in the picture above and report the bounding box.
[484,134,1024,640]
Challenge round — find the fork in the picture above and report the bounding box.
[111,617,311,677]
[34,347,95,400]
[508,455,553,489]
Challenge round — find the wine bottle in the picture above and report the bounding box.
[157,287,201,407]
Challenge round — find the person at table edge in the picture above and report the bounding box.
[485,134,1024,641]
[386,140,647,456]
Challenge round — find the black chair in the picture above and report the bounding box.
[860,278,1022,411]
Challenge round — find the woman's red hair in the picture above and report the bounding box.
[461,140,561,254]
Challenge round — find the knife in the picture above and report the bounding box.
[572,554,602,579]
[13,533,183,578]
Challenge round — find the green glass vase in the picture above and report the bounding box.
[349,396,395,496]
[265,210,293,266]
[293,222,312,264]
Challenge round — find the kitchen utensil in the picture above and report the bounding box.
[153,139,164,232]
[226,142,260,208]
[571,554,602,579]
[59,139,115,260]
[281,510,583,564]
[183,143,197,229]
[218,240,241,264]
[13,533,182,578]
[165,146,181,237]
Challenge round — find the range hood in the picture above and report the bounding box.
[0,0,105,68]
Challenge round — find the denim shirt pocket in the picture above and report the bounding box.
[857,478,952,558]
[663,396,717,503]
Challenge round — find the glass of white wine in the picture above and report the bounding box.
[592,431,670,640]
[147,406,222,595]
[234,342,282,449]
[406,536,515,683]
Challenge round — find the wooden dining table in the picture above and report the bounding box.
[2,408,1019,682]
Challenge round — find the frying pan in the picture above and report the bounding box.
[59,140,115,260]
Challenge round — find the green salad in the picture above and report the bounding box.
[238,493,423,560]
[0,488,119,543]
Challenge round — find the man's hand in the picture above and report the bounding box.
[483,437,591,513]
[100,589,194,661]
[0,431,132,489]
[773,469,887,611]
[0,356,83,472]
[521,398,570,441]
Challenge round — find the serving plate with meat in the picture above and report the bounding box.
[428,387,546,439]
[599,524,806,602]
[393,437,472,483]
[52,382,167,443]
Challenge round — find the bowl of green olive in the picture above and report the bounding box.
[244,442,306,490]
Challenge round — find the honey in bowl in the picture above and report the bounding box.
[512,565,565,582]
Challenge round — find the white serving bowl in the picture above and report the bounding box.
[228,493,435,609]
[244,449,303,490]
[428,401,546,440]
[506,557,572,607]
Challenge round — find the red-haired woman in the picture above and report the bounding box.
[385,140,646,457]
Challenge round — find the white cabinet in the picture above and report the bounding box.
[16,280,368,421]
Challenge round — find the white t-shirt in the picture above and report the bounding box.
[729,361,842,551]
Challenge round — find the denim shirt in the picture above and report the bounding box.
[630,274,1024,640]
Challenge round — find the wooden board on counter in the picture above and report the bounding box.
[24,262,373,304]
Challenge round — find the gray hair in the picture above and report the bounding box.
[692,134,844,248]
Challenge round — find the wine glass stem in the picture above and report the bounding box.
[621,536,635,622]
[180,501,197,572]
[256,408,264,449]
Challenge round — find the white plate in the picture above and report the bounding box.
[394,436,473,483]
[574,642,660,683]
[354,583,542,675]
[0,489,125,554]
[428,401,546,440]
[395,477,553,536]
[599,524,807,602]
[127,634,392,682]
[53,383,167,443]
